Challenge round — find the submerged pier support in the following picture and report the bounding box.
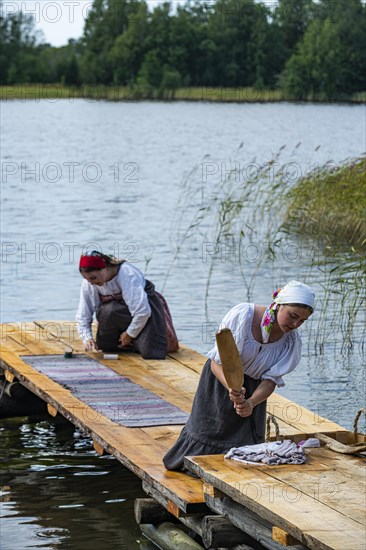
[0,370,47,418]
[140,523,205,550]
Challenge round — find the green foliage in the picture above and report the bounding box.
[0,8,39,83]
[0,0,82,86]
[285,157,366,247]
[279,0,366,99]
[137,50,162,90]
[1,0,365,99]
[273,0,315,52]
[109,2,149,85]
[80,0,144,83]
[64,55,80,86]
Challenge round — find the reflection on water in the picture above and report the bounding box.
[0,417,146,550]
[1,100,365,549]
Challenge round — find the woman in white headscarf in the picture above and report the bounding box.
[163,280,315,471]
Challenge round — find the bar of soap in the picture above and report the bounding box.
[103,354,119,360]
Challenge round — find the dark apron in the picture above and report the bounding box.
[163,359,267,470]
[96,278,167,359]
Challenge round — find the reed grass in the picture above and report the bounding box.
[1,84,365,103]
[168,147,365,355]
[284,157,366,248]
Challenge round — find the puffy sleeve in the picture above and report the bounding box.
[207,303,251,364]
[261,331,302,387]
[75,280,100,342]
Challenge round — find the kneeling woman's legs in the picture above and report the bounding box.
[96,285,168,359]
[134,287,167,359]
[96,301,131,351]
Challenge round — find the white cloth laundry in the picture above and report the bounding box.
[298,438,320,448]
[225,439,307,465]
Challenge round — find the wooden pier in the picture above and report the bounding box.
[1,321,365,550]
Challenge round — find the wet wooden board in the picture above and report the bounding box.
[0,325,206,513]
[185,453,366,550]
[0,348,205,512]
[0,320,353,517]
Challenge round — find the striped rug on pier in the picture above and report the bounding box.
[21,354,189,428]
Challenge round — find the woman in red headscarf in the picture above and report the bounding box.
[76,251,178,359]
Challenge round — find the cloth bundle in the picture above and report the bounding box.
[225,439,306,465]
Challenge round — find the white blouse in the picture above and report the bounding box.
[75,262,151,342]
[207,303,302,387]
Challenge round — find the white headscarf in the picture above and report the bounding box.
[261,280,315,343]
[274,280,315,309]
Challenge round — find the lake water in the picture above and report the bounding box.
[1,100,365,549]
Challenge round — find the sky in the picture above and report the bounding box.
[3,0,279,47]
[1,0,186,46]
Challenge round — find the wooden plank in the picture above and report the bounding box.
[134,497,181,525]
[0,343,205,513]
[265,467,365,526]
[267,394,348,440]
[1,323,79,356]
[203,483,224,499]
[167,343,206,375]
[201,514,255,549]
[139,522,205,550]
[34,320,94,352]
[34,320,83,341]
[185,454,366,550]
[141,425,183,445]
[16,340,65,357]
[47,403,58,417]
[302,447,366,485]
[0,335,31,354]
[204,492,307,550]
[93,439,105,455]
[143,481,209,520]
[108,352,200,393]
[272,526,301,546]
[4,369,14,382]
[1,322,37,338]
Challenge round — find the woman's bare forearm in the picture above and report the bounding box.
[210,359,229,388]
[247,379,276,407]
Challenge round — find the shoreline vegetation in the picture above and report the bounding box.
[1,84,365,104]
[285,157,366,248]
[1,1,365,102]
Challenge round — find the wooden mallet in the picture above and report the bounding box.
[215,328,244,391]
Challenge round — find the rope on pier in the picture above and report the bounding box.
[265,414,281,442]
[353,407,366,440]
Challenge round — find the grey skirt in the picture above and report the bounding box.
[96,279,167,359]
[163,359,266,471]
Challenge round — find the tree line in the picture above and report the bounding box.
[1,0,365,100]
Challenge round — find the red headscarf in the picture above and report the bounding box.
[79,255,107,269]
